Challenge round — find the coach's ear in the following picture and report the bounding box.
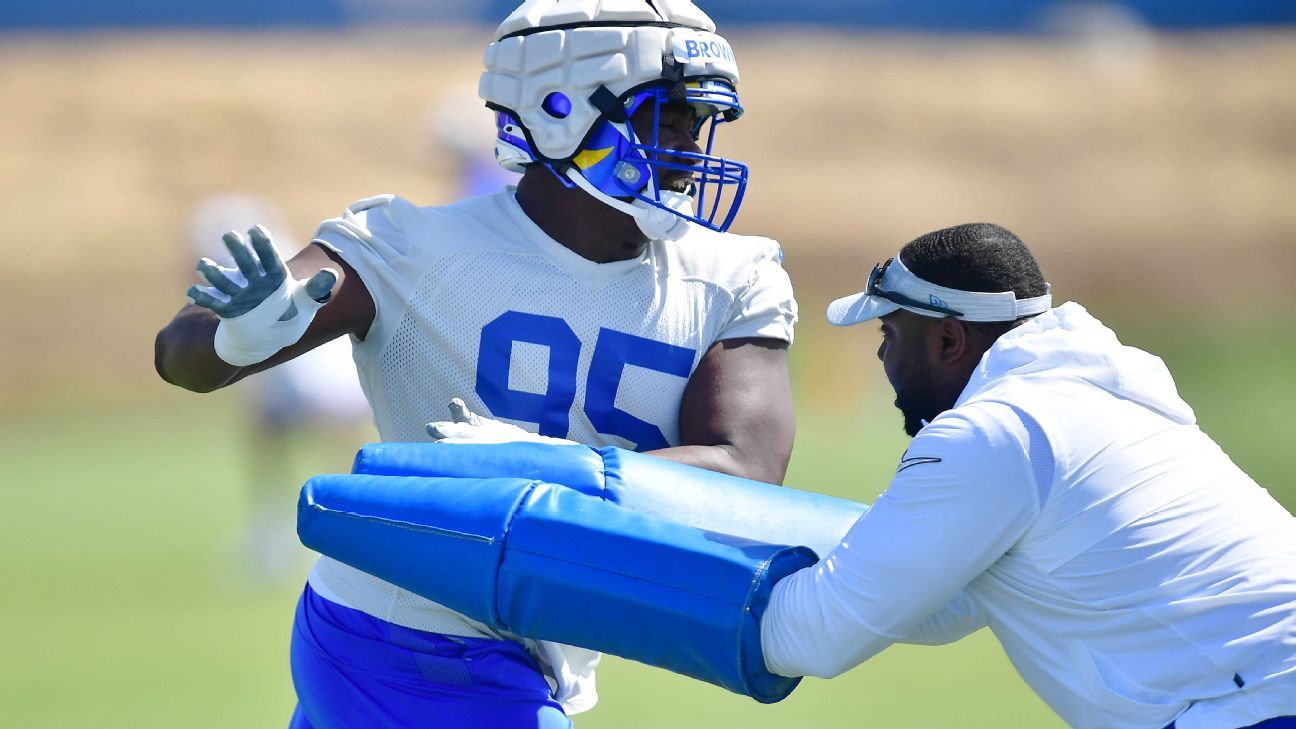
[936,317,971,366]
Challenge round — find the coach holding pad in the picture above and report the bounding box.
[760,223,1296,728]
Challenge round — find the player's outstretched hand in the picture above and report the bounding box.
[187,226,335,318]
[186,225,339,367]
[426,398,577,445]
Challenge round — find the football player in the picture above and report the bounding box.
[153,1,798,727]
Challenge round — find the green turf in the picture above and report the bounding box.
[1,327,1290,728]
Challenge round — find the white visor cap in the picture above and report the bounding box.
[827,255,1052,326]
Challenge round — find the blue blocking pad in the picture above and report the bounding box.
[353,442,608,495]
[599,448,867,558]
[351,443,868,557]
[298,474,535,626]
[298,471,815,702]
[501,483,815,702]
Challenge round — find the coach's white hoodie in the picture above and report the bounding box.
[763,302,1296,729]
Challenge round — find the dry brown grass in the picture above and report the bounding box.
[0,28,1292,410]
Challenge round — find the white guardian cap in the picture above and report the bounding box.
[480,0,749,240]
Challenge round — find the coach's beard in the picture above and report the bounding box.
[893,361,945,437]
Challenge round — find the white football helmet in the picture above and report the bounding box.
[479,0,749,240]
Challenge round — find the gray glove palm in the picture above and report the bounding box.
[186,225,339,366]
[188,225,335,318]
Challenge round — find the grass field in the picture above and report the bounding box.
[2,322,1291,729]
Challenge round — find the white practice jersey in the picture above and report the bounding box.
[763,303,1296,729]
[308,189,796,713]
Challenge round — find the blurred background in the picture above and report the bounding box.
[1,1,1293,727]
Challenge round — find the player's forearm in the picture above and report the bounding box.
[648,442,788,484]
[154,306,242,392]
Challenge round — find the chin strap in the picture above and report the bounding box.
[564,167,692,241]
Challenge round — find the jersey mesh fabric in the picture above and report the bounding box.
[309,188,797,712]
[371,249,737,448]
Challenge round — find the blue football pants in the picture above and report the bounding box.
[289,583,572,729]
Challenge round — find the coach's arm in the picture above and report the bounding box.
[154,243,374,392]
[648,337,794,484]
[761,411,1036,678]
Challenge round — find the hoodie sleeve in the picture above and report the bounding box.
[760,402,1041,678]
[899,589,987,646]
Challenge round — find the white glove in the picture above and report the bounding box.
[186,225,337,367]
[426,398,578,446]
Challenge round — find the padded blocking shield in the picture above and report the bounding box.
[601,448,867,558]
[353,442,607,494]
[298,474,535,627]
[501,483,814,701]
[352,442,869,557]
[298,470,814,702]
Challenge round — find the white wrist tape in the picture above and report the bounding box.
[213,277,328,367]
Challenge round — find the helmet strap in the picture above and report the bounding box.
[564,167,690,241]
[588,86,629,123]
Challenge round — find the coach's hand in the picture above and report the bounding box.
[426,398,577,446]
[186,225,338,366]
